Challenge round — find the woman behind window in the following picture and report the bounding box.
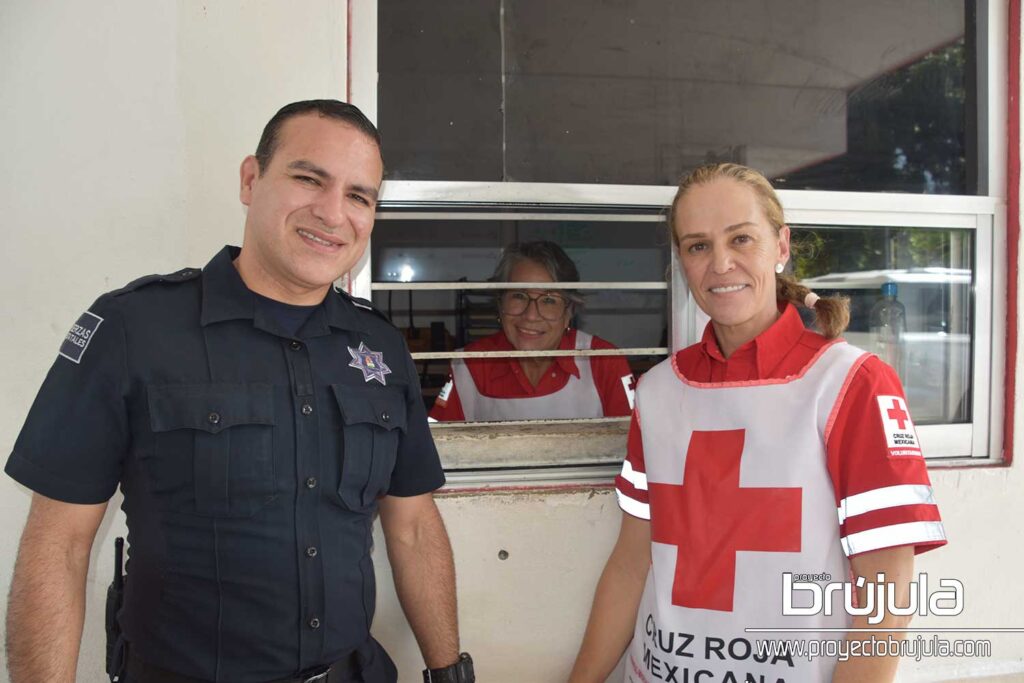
[569,164,947,683]
[429,241,635,422]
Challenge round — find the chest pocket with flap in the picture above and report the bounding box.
[147,383,276,518]
[331,384,407,510]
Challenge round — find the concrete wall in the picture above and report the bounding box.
[1,3,1022,683]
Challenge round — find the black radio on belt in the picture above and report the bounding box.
[423,653,474,683]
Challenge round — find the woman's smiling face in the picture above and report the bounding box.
[673,177,790,353]
[500,258,571,352]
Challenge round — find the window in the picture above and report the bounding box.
[369,189,671,476]
[795,227,973,426]
[768,193,998,461]
[380,0,982,193]
[357,0,1007,477]
[371,219,668,355]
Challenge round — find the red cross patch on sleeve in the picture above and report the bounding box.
[876,395,923,457]
[621,374,636,410]
[436,378,453,406]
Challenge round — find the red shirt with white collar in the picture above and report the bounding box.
[614,303,946,682]
[615,303,946,558]
[429,329,634,421]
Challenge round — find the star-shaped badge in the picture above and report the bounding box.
[348,342,392,385]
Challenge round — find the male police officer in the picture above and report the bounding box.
[5,101,474,683]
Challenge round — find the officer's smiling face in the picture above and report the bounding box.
[237,113,384,304]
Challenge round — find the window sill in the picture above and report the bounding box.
[431,417,628,484]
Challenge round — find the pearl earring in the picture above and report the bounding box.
[774,263,785,274]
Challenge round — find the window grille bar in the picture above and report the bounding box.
[411,347,667,360]
[371,281,668,291]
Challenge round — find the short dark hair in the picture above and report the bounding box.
[254,100,382,174]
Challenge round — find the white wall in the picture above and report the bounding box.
[0,1,348,679]
[2,2,1023,683]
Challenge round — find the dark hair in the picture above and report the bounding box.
[491,241,584,313]
[669,162,850,338]
[254,100,382,174]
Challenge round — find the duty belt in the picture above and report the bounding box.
[125,651,361,683]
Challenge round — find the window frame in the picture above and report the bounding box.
[350,0,1010,479]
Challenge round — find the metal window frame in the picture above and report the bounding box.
[777,195,1001,465]
[350,0,1008,481]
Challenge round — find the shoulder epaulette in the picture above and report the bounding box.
[334,287,394,325]
[110,267,202,297]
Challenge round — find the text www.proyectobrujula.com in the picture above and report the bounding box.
[756,635,992,662]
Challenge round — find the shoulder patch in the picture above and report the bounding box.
[437,378,453,404]
[621,374,636,410]
[110,267,201,297]
[876,395,923,457]
[59,311,104,364]
[334,288,393,324]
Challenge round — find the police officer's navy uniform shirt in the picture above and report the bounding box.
[7,246,445,681]
[253,292,318,340]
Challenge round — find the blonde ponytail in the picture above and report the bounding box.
[775,275,850,339]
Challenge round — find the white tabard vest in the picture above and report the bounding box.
[450,331,604,421]
[627,341,868,683]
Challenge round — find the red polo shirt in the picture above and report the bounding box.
[429,329,635,421]
[616,303,946,558]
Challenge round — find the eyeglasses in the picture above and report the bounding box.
[499,290,570,321]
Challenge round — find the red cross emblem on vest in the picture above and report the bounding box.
[648,429,802,612]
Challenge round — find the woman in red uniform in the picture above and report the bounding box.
[430,241,634,422]
[570,164,946,682]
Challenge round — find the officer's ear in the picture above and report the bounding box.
[240,155,260,207]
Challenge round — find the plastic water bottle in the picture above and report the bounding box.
[869,282,906,378]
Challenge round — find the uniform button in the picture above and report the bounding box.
[306,546,318,558]
[290,340,303,351]
[301,403,313,416]
[309,617,321,629]
[207,412,221,425]
[381,411,390,422]
[306,477,318,489]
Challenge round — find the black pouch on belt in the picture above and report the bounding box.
[106,537,127,682]
[348,637,398,683]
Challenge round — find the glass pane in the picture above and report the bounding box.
[371,219,669,418]
[378,0,503,180]
[792,226,973,424]
[380,0,978,193]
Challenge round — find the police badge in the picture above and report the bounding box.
[347,342,392,385]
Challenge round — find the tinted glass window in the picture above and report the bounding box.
[380,0,977,193]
